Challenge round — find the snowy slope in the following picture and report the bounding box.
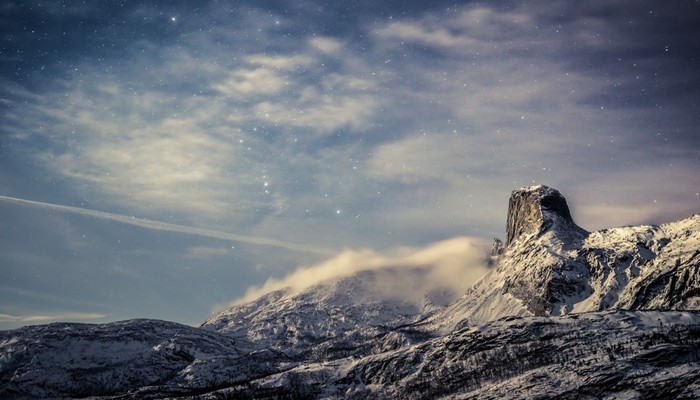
[280,310,700,399]
[202,266,459,358]
[0,319,264,398]
[3,311,699,399]
[0,268,459,399]
[582,214,700,311]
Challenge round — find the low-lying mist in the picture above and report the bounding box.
[228,236,493,309]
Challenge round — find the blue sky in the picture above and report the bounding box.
[1,0,699,329]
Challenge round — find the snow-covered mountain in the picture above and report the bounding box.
[0,319,263,398]
[423,185,700,333]
[249,310,700,399]
[2,185,699,399]
[201,266,460,358]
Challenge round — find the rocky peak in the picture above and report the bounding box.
[505,185,581,247]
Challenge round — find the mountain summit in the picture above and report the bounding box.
[505,185,585,246]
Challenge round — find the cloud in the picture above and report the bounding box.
[239,37,382,134]
[375,6,534,53]
[368,133,474,184]
[0,195,334,255]
[213,65,291,98]
[23,73,250,218]
[309,36,344,55]
[2,22,384,230]
[361,2,700,237]
[563,159,700,231]
[0,312,107,329]
[230,236,492,307]
[0,312,107,323]
[2,0,699,267]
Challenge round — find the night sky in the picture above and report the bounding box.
[1,0,699,329]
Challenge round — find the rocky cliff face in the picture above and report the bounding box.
[505,185,586,247]
[505,185,584,246]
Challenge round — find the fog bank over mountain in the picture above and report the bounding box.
[228,236,492,309]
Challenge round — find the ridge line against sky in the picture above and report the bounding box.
[0,195,334,256]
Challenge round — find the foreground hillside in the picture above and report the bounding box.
[2,311,699,399]
[1,185,699,399]
[238,310,700,399]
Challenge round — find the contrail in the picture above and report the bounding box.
[0,195,334,255]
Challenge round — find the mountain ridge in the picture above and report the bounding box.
[2,185,699,399]
[419,186,700,333]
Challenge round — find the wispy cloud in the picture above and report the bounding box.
[375,6,533,53]
[4,0,697,246]
[230,236,491,307]
[0,309,108,330]
[232,36,382,134]
[0,195,334,255]
[363,2,700,234]
[0,312,107,323]
[3,26,384,232]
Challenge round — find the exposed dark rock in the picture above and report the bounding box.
[505,185,584,247]
[490,238,504,261]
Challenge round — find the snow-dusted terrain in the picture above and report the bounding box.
[256,310,700,399]
[423,186,700,333]
[201,266,460,358]
[2,185,699,399]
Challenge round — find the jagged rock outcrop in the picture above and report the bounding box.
[505,185,586,246]
[490,238,504,258]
